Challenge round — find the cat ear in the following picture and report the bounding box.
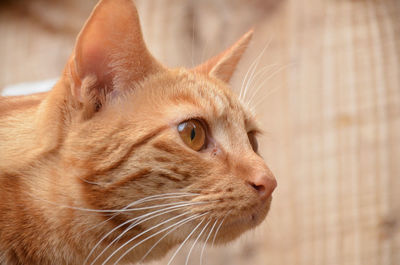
[68,0,162,107]
[193,30,253,83]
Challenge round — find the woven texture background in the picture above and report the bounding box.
[0,0,399,264]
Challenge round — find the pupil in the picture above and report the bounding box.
[190,128,196,141]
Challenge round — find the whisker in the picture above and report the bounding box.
[85,215,139,265]
[80,193,201,237]
[242,66,259,103]
[246,64,286,107]
[30,192,199,214]
[211,211,231,247]
[124,193,199,208]
[138,214,205,263]
[247,64,292,108]
[121,201,206,212]
[239,39,272,101]
[185,219,211,265]
[101,211,194,265]
[89,201,208,265]
[239,51,260,101]
[115,213,209,265]
[251,83,285,111]
[200,219,219,265]
[85,204,191,265]
[241,63,277,104]
[166,217,207,265]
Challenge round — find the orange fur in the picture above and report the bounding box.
[0,0,276,264]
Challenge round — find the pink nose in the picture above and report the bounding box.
[247,174,277,199]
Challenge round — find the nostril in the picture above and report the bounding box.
[247,175,277,199]
[251,183,266,194]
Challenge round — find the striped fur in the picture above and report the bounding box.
[0,0,276,264]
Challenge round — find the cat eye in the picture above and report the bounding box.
[248,131,258,153]
[178,119,206,151]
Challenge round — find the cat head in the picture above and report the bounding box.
[60,0,276,259]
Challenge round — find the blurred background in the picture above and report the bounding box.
[1,0,399,264]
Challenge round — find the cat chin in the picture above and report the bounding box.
[211,197,273,245]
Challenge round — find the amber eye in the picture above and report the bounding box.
[178,119,206,151]
[248,131,258,153]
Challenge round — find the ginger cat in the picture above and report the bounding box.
[0,0,276,264]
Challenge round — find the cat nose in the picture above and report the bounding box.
[247,173,277,200]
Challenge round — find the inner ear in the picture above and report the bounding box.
[67,0,163,117]
[193,30,253,83]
